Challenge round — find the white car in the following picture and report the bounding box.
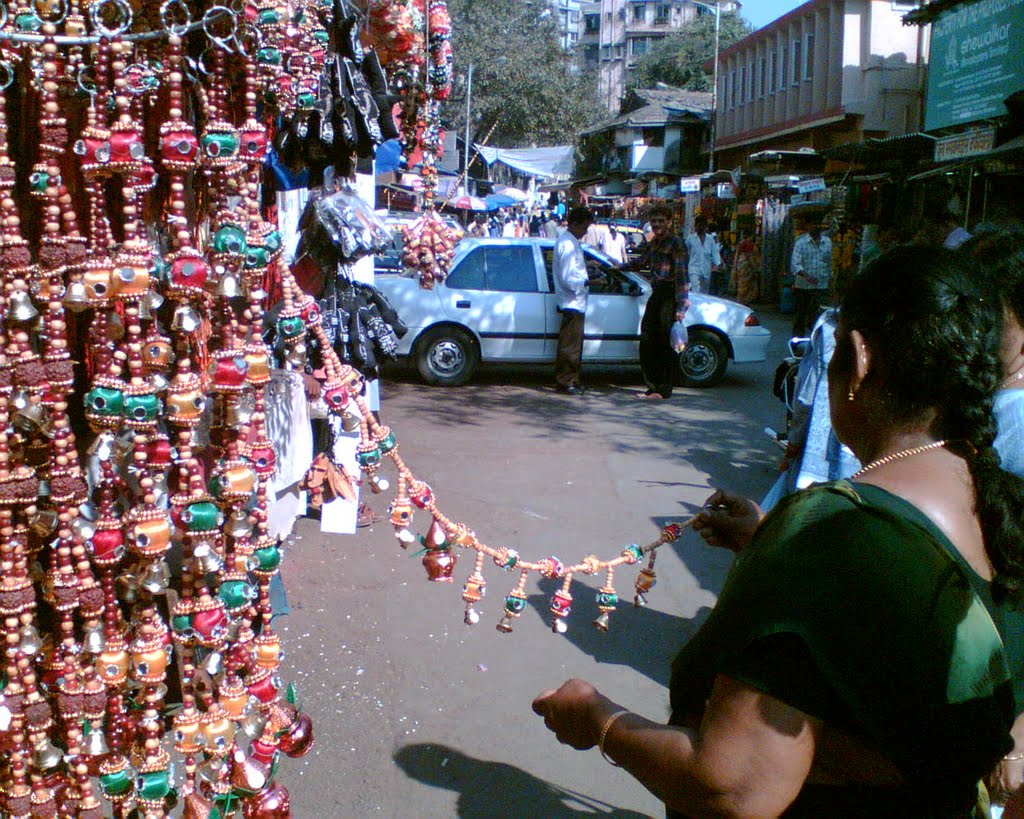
[375,237,771,387]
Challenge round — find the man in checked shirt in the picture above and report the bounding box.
[790,219,833,338]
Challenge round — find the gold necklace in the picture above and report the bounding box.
[852,440,948,479]
[1001,369,1024,390]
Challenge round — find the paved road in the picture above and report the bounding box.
[275,310,793,818]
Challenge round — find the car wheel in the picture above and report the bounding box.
[415,326,479,386]
[678,329,728,387]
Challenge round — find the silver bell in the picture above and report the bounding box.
[217,273,241,298]
[8,290,39,322]
[33,739,64,769]
[140,560,172,594]
[172,305,201,333]
[28,508,59,536]
[239,710,268,740]
[82,623,106,654]
[19,624,43,655]
[62,281,90,313]
[83,728,110,756]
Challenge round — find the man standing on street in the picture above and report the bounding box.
[544,211,561,239]
[552,207,594,396]
[603,223,629,266]
[790,219,833,337]
[684,215,721,294]
[630,205,688,400]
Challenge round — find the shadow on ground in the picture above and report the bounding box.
[393,743,652,818]
[526,578,711,688]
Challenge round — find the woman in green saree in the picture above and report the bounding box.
[532,246,1024,818]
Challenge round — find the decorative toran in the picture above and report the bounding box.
[0,1,689,816]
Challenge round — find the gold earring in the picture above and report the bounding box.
[848,387,855,402]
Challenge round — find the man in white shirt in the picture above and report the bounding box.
[684,216,722,294]
[602,223,629,265]
[544,213,561,239]
[790,220,833,337]
[553,207,594,395]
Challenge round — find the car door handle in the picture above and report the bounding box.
[456,300,471,309]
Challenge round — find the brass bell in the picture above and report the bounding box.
[140,560,172,594]
[62,281,90,313]
[224,396,254,427]
[172,305,201,333]
[83,728,110,756]
[341,411,361,433]
[8,290,39,322]
[33,739,64,770]
[13,400,47,434]
[19,624,42,655]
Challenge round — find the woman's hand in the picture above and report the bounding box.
[693,489,763,553]
[988,753,1024,807]
[532,679,619,750]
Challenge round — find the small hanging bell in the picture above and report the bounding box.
[116,573,139,604]
[145,290,164,312]
[194,542,223,574]
[140,559,172,594]
[33,739,63,769]
[464,606,480,626]
[227,509,253,539]
[8,290,39,322]
[284,342,307,366]
[593,612,611,632]
[239,710,268,741]
[201,651,223,677]
[341,411,361,433]
[19,624,43,655]
[82,623,106,654]
[71,516,97,542]
[217,272,241,298]
[83,727,110,756]
[28,508,59,536]
[171,304,201,333]
[13,400,47,434]
[62,281,90,312]
[224,397,254,427]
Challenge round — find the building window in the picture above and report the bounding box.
[602,44,612,59]
[619,7,626,20]
[633,4,645,22]
[640,127,664,147]
[804,32,815,80]
[780,43,788,90]
[791,38,801,85]
[758,56,766,98]
[655,4,670,24]
[747,58,755,102]
[767,50,775,94]
[584,44,599,63]
[737,65,744,106]
[632,37,649,56]
[729,69,736,108]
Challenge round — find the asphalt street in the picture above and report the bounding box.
[274,309,793,818]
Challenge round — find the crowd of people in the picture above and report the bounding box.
[535,214,1024,817]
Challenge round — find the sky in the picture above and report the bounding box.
[740,0,811,30]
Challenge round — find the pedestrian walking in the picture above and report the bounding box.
[684,216,722,294]
[730,233,760,304]
[552,207,594,395]
[629,205,688,400]
[790,219,832,337]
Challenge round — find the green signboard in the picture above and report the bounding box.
[925,0,1024,131]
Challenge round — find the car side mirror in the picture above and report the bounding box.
[627,282,642,297]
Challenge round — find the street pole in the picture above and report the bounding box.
[708,1,720,173]
[464,63,474,196]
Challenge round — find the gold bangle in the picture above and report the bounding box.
[598,709,630,767]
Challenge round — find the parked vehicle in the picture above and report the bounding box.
[375,237,772,387]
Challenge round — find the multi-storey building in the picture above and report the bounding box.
[708,0,923,170]
[548,0,586,50]
[595,1,741,114]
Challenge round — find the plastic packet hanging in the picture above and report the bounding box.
[302,185,394,265]
[670,320,688,353]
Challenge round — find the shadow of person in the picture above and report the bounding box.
[526,577,701,688]
[393,743,652,818]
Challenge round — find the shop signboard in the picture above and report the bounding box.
[797,177,826,194]
[680,177,701,193]
[925,0,1024,132]
[933,126,998,161]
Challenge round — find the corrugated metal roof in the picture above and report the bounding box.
[581,86,712,136]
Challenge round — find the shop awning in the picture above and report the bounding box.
[474,145,574,179]
[822,133,936,163]
[905,134,1024,181]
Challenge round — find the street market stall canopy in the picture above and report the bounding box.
[474,144,574,179]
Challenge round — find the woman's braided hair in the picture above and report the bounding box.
[841,245,1024,602]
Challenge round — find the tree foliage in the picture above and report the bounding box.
[632,11,753,92]
[444,0,601,148]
